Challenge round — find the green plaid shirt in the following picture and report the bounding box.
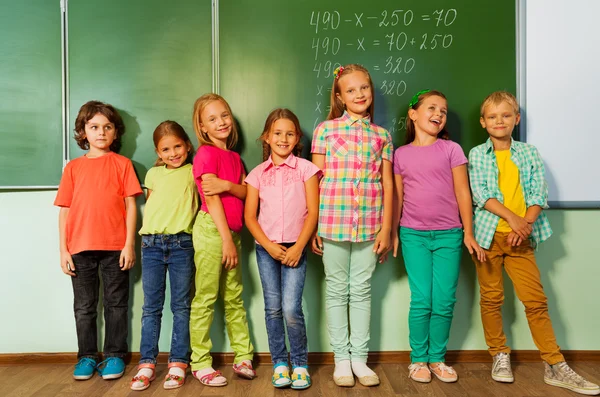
[468,138,552,249]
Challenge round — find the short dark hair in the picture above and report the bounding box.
[74,100,125,153]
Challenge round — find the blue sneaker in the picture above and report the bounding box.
[73,357,96,380]
[96,357,125,380]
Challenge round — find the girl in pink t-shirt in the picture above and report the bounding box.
[244,108,320,390]
[392,90,485,383]
[189,93,255,386]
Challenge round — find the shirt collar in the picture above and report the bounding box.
[264,153,298,171]
[484,137,519,154]
[341,110,371,127]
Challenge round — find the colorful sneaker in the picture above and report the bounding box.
[408,362,431,383]
[492,352,514,383]
[73,357,96,380]
[544,362,600,395]
[97,357,126,380]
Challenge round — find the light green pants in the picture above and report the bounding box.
[190,211,254,370]
[322,239,377,363]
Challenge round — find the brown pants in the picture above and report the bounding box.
[473,232,564,364]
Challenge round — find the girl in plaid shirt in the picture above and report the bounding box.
[311,64,394,388]
[392,90,485,384]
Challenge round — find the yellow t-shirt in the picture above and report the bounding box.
[139,164,199,235]
[495,150,527,232]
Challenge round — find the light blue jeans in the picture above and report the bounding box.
[322,239,377,363]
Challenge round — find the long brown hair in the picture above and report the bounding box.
[327,63,375,121]
[405,90,450,144]
[192,93,238,150]
[74,100,125,153]
[259,108,304,161]
[152,121,194,166]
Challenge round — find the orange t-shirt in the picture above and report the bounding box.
[54,152,142,254]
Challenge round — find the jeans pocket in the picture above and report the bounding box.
[177,234,194,250]
[141,235,152,248]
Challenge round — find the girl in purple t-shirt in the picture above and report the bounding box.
[392,90,485,384]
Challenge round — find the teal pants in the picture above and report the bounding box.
[189,211,254,371]
[322,239,377,363]
[400,227,463,363]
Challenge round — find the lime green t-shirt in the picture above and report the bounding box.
[139,164,199,235]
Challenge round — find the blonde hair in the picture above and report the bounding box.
[480,91,520,117]
[152,121,194,166]
[405,90,449,144]
[327,63,375,121]
[258,108,304,161]
[192,93,238,150]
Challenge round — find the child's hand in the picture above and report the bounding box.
[119,245,136,270]
[464,233,486,262]
[392,229,399,258]
[266,242,287,262]
[373,230,391,263]
[507,231,523,247]
[60,250,75,277]
[201,175,231,196]
[282,244,303,267]
[311,233,323,256]
[222,238,238,270]
[507,214,532,240]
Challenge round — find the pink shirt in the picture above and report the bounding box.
[393,139,467,231]
[245,154,321,243]
[193,145,245,233]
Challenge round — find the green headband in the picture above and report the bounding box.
[408,89,431,108]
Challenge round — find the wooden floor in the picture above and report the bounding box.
[1,362,599,396]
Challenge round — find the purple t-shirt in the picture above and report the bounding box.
[393,139,467,231]
[193,145,245,233]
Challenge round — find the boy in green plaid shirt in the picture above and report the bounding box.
[468,91,599,395]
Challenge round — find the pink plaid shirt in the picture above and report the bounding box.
[311,112,393,242]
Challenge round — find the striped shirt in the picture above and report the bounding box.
[311,111,393,242]
[468,138,552,249]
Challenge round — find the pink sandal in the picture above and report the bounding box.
[232,361,256,379]
[130,363,156,391]
[194,369,227,387]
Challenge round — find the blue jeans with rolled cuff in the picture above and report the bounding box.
[139,233,195,364]
[256,243,308,368]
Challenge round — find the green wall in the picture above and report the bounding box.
[1,191,598,354]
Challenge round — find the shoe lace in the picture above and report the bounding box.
[434,363,455,375]
[408,363,429,377]
[493,353,511,372]
[557,363,585,383]
[76,357,96,368]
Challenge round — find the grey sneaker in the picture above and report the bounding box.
[544,362,600,395]
[492,352,514,383]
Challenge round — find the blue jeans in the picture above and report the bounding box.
[139,233,194,364]
[71,250,129,360]
[256,243,308,367]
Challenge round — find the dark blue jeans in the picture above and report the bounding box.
[256,243,308,367]
[139,233,194,364]
[71,250,129,360]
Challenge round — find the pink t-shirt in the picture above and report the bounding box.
[245,154,321,243]
[393,139,467,231]
[193,145,245,233]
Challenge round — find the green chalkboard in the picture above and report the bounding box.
[220,0,516,169]
[68,0,212,182]
[0,0,63,187]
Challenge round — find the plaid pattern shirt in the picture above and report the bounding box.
[468,138,553,249]
[311,112,393,242]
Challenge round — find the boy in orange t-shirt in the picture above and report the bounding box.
[54,101,142,381]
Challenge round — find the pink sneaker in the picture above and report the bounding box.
[408,363,431,383]
[429,363,458,383]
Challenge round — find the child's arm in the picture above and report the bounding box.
[453,165,486,261]
[374,159,393,262]
[119,196,137,270]
[58,207,75,276]
[310,153,326,256]
[244,184,287,262]
[203,173,238,270]
[392,173,404,258]
[201,174,247,200]
[282,174,320,267]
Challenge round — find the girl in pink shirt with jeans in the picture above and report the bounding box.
[245,109,320,390]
